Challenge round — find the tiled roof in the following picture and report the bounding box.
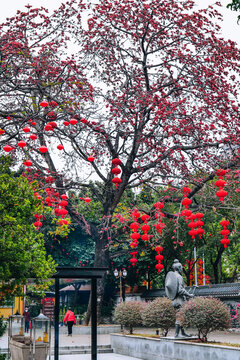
[141,282,240,299]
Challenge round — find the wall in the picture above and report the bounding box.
[111,334,240,360]
[0,297,24,318]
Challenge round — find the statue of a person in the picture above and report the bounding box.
[165,259,194,337]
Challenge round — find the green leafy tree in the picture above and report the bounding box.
[0,156,55,302]
[227,0,240,22]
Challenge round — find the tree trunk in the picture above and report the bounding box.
[84,231,109,325]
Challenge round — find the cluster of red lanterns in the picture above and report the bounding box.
[154,202,165,234]
[141,213,151,241]
[215,169,227,203]
[34,213,43,229]
[155,245,164,273]
[130,251,138,267]
[54,194,69,223]
[112,158,122,188]
[220,219,230,249]
[181,187,192,219]
[129,209,141,266]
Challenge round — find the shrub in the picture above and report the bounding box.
[142,297,175,336]
[0,316,7,338]
[113,301,145,334]
[178,297,231,342]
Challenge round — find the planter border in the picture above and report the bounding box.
[110,333,240,360]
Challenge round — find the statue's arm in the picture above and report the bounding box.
[178,279,193,298]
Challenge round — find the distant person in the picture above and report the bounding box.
[23,307,31,333]
[63,307,75,336]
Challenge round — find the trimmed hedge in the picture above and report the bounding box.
[178,297,231,342]
[113,301,145,334]
[142,297,175,336]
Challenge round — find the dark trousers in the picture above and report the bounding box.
[67,321,74,335]
[25,321,30,333]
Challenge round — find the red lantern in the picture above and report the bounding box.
[112,167,121,175]
[30,134,37,140]
[216,189,227,203]
[3,145,13,152]
[63,121,69,126]
[61,194,68,200]
[130,233,140,240]
[220,219,230,249]
[48,121,57,128]
[141,214,150,222]
[23,127,30,133]
[39,146,48,153]
[130,222,140,231]
[182,197,192,208]
[40,101,48,107]
[44,124,52,131]
[18,140,27,148]
[88,156,95,162]
[84,197,91,203]
[112,177,122,187]
[59,200,68,207]
[24,160,32,167]
[57,144,64,150]
[112,158,121,166]
[155,263,164,272]
[69,118,77,125]
[0,129,5,135]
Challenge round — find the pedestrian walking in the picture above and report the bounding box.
[63,307,75,336]
[23,307,31,333]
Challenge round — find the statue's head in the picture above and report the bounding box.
[172,259,182,274]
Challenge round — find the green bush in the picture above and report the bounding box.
[113,301,145,334]
[142,297,175,336]
[0,316,7,338]
[178,297,231,342]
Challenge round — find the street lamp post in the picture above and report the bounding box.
[114,269,127,302]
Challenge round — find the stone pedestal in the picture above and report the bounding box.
[9,339,48,360]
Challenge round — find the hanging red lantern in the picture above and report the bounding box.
[40,101,49,107]
[24,160,32,167]
[57,144,64,150]
[215,169,227,203]
[0,129,5,135]
[130,251,138,267]
[112,158,121,166]
[69,118,77,125]
[59,219,68,226]
[61,194,68,200]
[3,145,13,152]
[216,189,228,203]
[17,140,27,148]
[181,209,192,219]
[130,222,140,231]
[30,134,37,140]
[155,245,164,273]
[112,177,122,188]
[84,197,91,203]
[59,200,68,207]
[88,156,95,162]
[34,221,42,228]
[112,167,121,175]
[130,233,140,240]
[39,146,48,153]
[63,121,69,126]
[48,121,57,128]
[182,197,192,208]
[23,127,30,133]
[44,124,52,131]
[220,219,230,249]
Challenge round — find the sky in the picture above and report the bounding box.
[0,0,240,46]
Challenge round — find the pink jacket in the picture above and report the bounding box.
[63,310,75,323]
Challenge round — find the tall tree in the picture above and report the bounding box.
[0,0,240,318]
[0,156,55,302]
